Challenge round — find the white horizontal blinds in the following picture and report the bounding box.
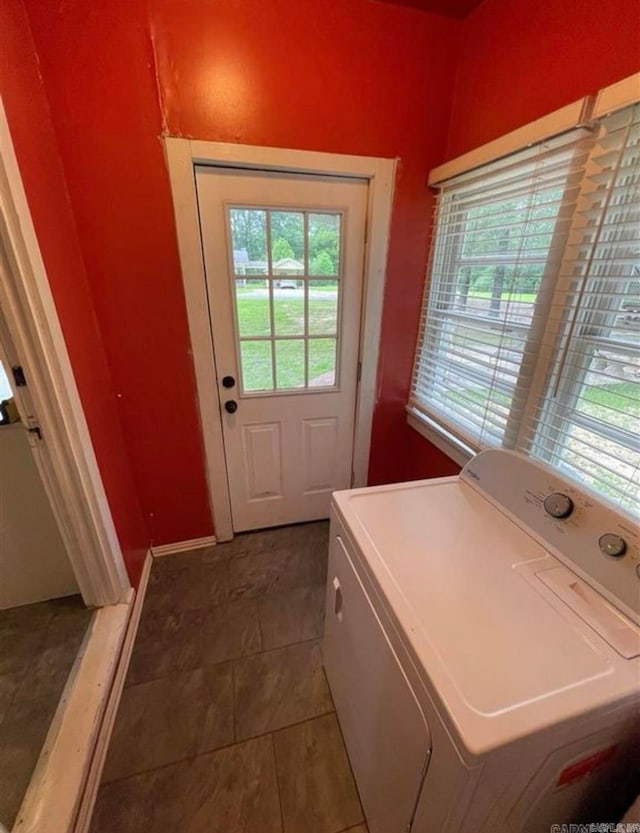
[530,103,640,514]
[411,133,590,451]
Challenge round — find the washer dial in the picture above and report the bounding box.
[598,533,627,558]
[543,492,574,519]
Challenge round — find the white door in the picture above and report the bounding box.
[195,167,368,531]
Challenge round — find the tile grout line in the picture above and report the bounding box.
[95,524,333,825]
[237,707,336,746]
[335,827,368,833]
[127,631,326,691]
[136,581,326,629]
[125,561,329,726]
[270,733,286,833]
[99,708,338,789]
[254,596,265,654]
[231,660,237,745]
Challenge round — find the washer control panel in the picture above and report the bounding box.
[599,533,627,558]
[462,449,640,625]
[543,492,574,519]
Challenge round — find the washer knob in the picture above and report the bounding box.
[598,533,627,558]
[543,492,574,519]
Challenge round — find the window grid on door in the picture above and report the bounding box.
[227,206,343,394]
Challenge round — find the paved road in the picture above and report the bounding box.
[238,289,336,300]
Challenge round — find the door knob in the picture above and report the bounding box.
[222,375,236,388]
[224,400,238,414]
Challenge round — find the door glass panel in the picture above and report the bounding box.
[229,208,268,275]
[240,341,273,391]
[275,340,305,389]
[308,338,337,387]
[273,282,305,336]
[235,281,271,337]
[308,280,338,335]
[271,211,305,267]
[229,206,344,394]
[308,213,340,276]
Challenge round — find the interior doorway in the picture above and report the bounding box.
[0,99,129,608]
[0,97,140,832]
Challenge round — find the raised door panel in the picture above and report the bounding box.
[242,422,283,502]
[302,417,338,494]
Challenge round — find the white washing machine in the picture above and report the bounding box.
[323,450,640,833]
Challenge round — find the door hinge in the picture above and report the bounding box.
[12,365,27,387]
[356,360,362,383]
[350,470,355,488]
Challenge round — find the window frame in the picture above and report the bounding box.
[409,77,640,513]
[526,108,640,503]
[411,129,592,457]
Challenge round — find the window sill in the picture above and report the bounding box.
[405,406,473,468]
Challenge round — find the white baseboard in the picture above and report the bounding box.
[71,549,152,833]
[13,550,152,833]
[151,535,217,557]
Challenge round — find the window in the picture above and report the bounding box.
[411,100,640,514]
[529,104,640,514]
[228,207,341,393]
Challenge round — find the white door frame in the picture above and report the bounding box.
[0,98,130,606]
[165,139,396,541]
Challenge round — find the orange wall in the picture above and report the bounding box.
[152,0,462,487]
[396,0,640,480]
[24,0,461,540]
[24,0,215,546]
[448,0,640,157]
[10,0,639,553]
[0,0,149,583]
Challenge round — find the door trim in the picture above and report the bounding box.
[165,138,396,541]
[0,97,130,605]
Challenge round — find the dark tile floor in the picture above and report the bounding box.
[0,595,92,828]
[91,522,368,833]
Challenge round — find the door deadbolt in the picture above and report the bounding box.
[222,375,236,388]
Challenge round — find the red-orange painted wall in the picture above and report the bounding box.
[0,0,149,583]
[11,0,640,554]
[392,0,640,481]
[23,0,461,540]
[24,0,215,546]
[151,0,462,488]
[448,0,640,157]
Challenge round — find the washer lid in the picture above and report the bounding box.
[333,477,639,755]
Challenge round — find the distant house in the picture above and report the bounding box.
[233,250,304,282]
[233,249,265,276]
[273,257,304,275]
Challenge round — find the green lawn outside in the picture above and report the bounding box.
[467,290,537,303]
[438,378,639,510]
[235,290,338,390]
[442,380,639,425]
[235,289,338,338]
[578,381,640,430]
